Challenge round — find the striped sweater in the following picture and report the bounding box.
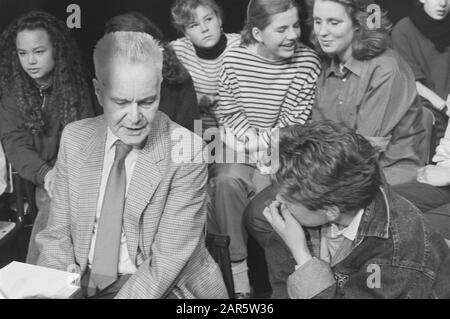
[218,44,321,143]
[170,33,241,130]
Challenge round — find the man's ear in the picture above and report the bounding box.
[324,206,340,222]
[92,78,103,108]
[252,27,263,43]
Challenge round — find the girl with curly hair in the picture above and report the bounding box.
[311,0,427,185]
[0,10,95,264]
[104,11,200,132]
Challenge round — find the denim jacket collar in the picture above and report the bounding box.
[354,187,391,246]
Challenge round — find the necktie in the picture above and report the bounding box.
[90,140,132,290]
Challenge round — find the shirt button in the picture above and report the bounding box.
[339,101,343,105]
[342,78,347,82]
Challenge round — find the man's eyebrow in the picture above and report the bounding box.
[111,97,130,103]
[138,95,157,103]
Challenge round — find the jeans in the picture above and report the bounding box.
[207,163,271,261]
[393,181,450,238]
[244,185,277,249]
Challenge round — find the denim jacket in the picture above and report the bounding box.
[266,187,450,299]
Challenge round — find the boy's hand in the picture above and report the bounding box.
[263,200,312,267]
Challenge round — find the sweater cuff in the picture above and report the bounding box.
[287,257,335,299]
[36,163,52,186]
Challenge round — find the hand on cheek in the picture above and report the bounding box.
[263,200,312,267]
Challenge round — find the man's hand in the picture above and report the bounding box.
[417,165,450,187]
[44,168,55,199]
[263,200,312,267]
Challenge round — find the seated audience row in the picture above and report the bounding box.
[0,0,448,299]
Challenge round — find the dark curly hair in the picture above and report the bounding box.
[309,0,392,61]
[104,11,190,84]
[274,121,381,214]
[0,10,91,134]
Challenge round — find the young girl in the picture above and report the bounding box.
[170,0,241,131]
[0,11,95,264]
[105,12,200,132]
[212,0,321,298]
[312,0,426,185]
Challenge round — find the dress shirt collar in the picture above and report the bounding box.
[325,56,364,78]
[324,208,365,242]
[105,127,120,154]
[337,209,364,241]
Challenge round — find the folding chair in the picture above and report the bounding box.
[205,233,235,299]
[0,163,37,263]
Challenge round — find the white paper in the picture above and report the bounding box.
[0,261,80,299]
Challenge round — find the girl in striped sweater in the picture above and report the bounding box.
[170,0,240,132]
[210,0,321,298]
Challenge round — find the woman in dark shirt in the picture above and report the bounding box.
[392,0,450,140]
[104,12,200,133]
[0,10,95,264]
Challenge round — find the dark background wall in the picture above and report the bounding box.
[0,0,415,74]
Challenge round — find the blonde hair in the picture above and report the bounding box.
[171,0,223,34]
[93,31,163,84]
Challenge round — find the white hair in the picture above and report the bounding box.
[93,31,163,84]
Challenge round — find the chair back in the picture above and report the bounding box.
[422,107,437,164]
[205,233,235,299]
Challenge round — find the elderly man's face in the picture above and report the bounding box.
[94,58,161,147]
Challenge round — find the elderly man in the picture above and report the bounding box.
[36,31,227,299]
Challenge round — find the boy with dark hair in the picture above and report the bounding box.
[263,121,450,298]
